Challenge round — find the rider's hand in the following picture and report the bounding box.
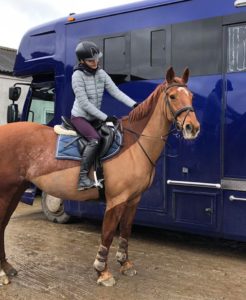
[106,116,118,124]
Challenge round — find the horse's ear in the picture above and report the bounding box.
[166,67,175,84]
[182,67,190,83]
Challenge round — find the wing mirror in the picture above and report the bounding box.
[9,86,21,101]
[7,86,21,122]
[7,104,19,123]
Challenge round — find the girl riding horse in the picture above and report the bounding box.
[0,67,199,286]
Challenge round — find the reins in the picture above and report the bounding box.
[123,127,165,167]
[123,82,194,167]
[123,126,168,141]
[123,125,177,167]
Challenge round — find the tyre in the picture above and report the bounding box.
[41,193,71,224]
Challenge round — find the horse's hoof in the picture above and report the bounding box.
[120,261,137,276]
[97,271,116,287]
[97,276,116,287]
[2,262,17,277]
[5,267,17,277]
[121,267,137,276]
[0,270,10,285]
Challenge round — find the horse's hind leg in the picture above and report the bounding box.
[0,196,13,285]
[0,183,28,285]
[0,198,19,277]
[93,201,127,286]
[116,197,140,276]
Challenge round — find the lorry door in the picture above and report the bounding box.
[222,17,246,238]
[165,17,224,233]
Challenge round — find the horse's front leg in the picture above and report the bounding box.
[116,197,140,277]
[94,201,126,286]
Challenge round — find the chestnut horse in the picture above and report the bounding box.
[0,67,199,287]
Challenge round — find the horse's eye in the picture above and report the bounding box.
[170,95,176,100]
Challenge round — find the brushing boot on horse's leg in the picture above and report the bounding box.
[78,139,100,191]
[94,202,127,286]
[116,199,139,276]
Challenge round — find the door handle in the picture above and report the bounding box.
[229,195,246,202]
[205,207,213,215]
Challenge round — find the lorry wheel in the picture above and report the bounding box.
[41,193,71,224]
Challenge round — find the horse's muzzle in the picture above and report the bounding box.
[182,122,200,140]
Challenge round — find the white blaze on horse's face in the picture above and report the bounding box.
[168,86,200,140]
[179,90,200,140]
[177,87,189,96]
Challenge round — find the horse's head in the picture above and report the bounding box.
[163,67,200,139]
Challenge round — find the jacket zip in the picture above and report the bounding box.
[94,75,99,108]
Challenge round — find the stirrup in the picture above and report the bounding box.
[78,185,95,191]
[77,176,95,191]
[93,171,104,189]
[77,182,95,191]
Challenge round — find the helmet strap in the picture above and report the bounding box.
[75,62,99,75]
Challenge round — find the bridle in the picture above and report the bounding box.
[164,83,194,130]
[123,83,195,167]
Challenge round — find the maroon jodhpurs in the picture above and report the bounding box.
[70,116,101,141]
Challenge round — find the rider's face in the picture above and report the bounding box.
[83,59,99,69]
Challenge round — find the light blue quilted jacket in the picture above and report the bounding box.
[71,69,136,121]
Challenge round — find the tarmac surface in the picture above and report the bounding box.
[2,199,246,300]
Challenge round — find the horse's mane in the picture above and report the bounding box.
[128,83,164,122]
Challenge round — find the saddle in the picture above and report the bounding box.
[54,117,122,192]
[60,116,117,158]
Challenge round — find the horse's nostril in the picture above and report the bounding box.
[185,123,193,132]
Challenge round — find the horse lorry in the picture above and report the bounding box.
[7,0,246,241]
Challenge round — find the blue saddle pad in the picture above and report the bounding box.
[55,130,122,162]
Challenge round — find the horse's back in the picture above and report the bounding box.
[0,122,56,164]
[0,122,51,137]
[0,122,55,148]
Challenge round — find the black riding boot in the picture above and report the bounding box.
[78,139,100,191]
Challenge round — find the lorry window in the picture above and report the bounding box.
[151,29,166,67]
[227,24,246,72]
[28,82,55,124]
[103,35,129,78]
[131,26,171,80]
[172,17,222,76]
[25,31,56,60]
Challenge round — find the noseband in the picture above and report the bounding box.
[164,83,194,129]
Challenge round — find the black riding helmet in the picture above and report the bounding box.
[75,41,103,61]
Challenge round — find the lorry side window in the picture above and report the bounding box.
[151,29,166,67]
[227,24,246,72]
[172,17,222,76]
[103,35,129,77]
[131,26,171,80]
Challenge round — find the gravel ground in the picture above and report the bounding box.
[1,199,246,300]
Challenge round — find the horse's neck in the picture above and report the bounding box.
[130,99,170,165]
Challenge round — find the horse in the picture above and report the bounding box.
[0,67,200,287]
